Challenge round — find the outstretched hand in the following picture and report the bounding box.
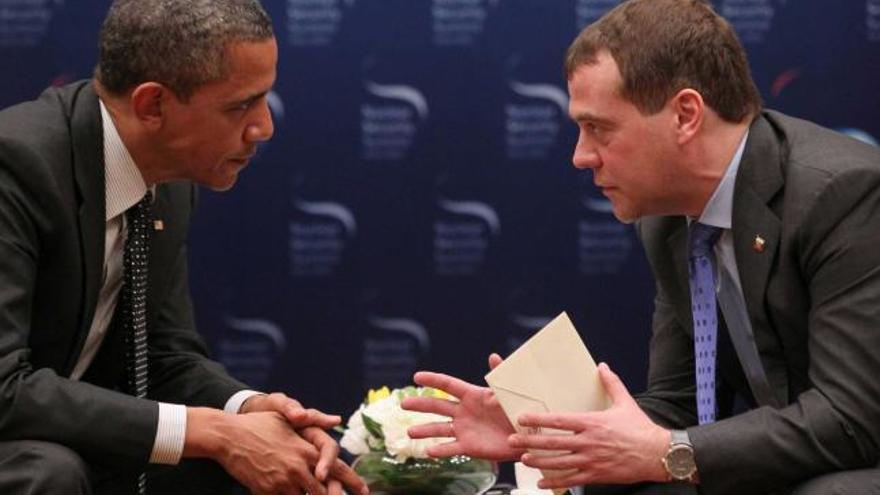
[402,353,523,461]
[510,363,670,489]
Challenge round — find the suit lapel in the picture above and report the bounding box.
[666,220,691,336]
[65,82,106,373]
[731,115,784,336]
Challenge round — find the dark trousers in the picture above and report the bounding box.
[0,440,242,495]
[580,468,880,495]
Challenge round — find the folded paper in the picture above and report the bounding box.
[485,312,610,495]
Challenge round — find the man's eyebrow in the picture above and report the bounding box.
[228,90,270,107]
[570,110,615,127]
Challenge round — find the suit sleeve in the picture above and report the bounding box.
[689,167,880,493]
[145,184,249,407]
[0,159,158,470]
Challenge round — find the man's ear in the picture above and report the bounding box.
[130,82,168,131]
[671,88,704,145]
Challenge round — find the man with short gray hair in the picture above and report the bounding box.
[0,1,368,494]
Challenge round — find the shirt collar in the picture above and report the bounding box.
[100,100,149,221]
[696,129,749,230]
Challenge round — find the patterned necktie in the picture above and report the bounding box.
[121,191,153,495]
[688,222,722,425]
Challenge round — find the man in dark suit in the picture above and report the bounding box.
[401,0,880,493]
[0,1,368,494]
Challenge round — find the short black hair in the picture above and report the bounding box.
[96,0,274,100]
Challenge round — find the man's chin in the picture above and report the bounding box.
[611,206,638,224]
[201,174,239,192]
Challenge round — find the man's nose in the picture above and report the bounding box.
[245,99,274,143]
[572,142,600,169]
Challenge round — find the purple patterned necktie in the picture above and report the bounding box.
[688,222,722,425]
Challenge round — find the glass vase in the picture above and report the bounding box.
[352,452,497,495]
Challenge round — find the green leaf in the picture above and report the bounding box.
[361,413,384,441]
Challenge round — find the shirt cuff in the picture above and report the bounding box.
[224,390,264,414]
[149,403,187,465]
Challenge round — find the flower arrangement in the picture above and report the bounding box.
[339,386,497,495]
[340,386,454,462]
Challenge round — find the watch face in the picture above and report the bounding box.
[666,444,696,480]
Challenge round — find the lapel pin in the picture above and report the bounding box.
[153,219,164,231]
[753,235,765,253]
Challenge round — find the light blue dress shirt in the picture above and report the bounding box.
[697,130,750,300]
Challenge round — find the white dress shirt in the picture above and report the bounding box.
[68,101,260,465]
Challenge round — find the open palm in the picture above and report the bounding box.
[401,355,523,461]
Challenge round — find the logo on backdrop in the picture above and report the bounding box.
[433,197,501,276]
[432,0,497,46]
[837,128,879,147]
[360,81,428,161]
[717,0,776,44]
[286,0,355,47]
[218,317,287,389]
[770,68,800,97]
[363,315,430,388]
[574,0,621,30]
[0,0,65,48]
[289,198,356,276]
[868,0,880,42]
[506,81,568,160]
[578,190,633,275]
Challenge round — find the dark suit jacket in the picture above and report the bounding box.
[0,81,247,470]
[635,111,880,493]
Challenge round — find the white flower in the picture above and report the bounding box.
[339,405,370,456]
[382,408,450,462]
[339,386,456,462]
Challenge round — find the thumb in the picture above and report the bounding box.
[597,362,633,407]
[488,353,504,371]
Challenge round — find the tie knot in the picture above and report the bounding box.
[689,222,722,258]
[127,191,153,222]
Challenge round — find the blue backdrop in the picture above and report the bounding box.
[1,0,878,426]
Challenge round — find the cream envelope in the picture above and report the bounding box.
[485,311,610,494]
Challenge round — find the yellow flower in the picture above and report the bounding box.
[432,388,453,401]
[367,386,391,404]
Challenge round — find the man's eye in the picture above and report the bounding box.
[230,101,252,112]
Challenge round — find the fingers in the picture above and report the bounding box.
[412,371,474,397]
[509,432,578,450]
[300,427,339,481]
[538,471,590,490]
[597,362,633,407]
[327,478,344,495]
[285,407,342,429]
[291,461,326,495]
[407,420,456,439]
[517,413,587,433]
[521,452,586,470]
[426,440,466,458]
[400,396,457,417]
[329,458,370,495]
[244,393,341,429]
[488,353,503,370]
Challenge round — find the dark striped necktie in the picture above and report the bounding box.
[121,191,152,495]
